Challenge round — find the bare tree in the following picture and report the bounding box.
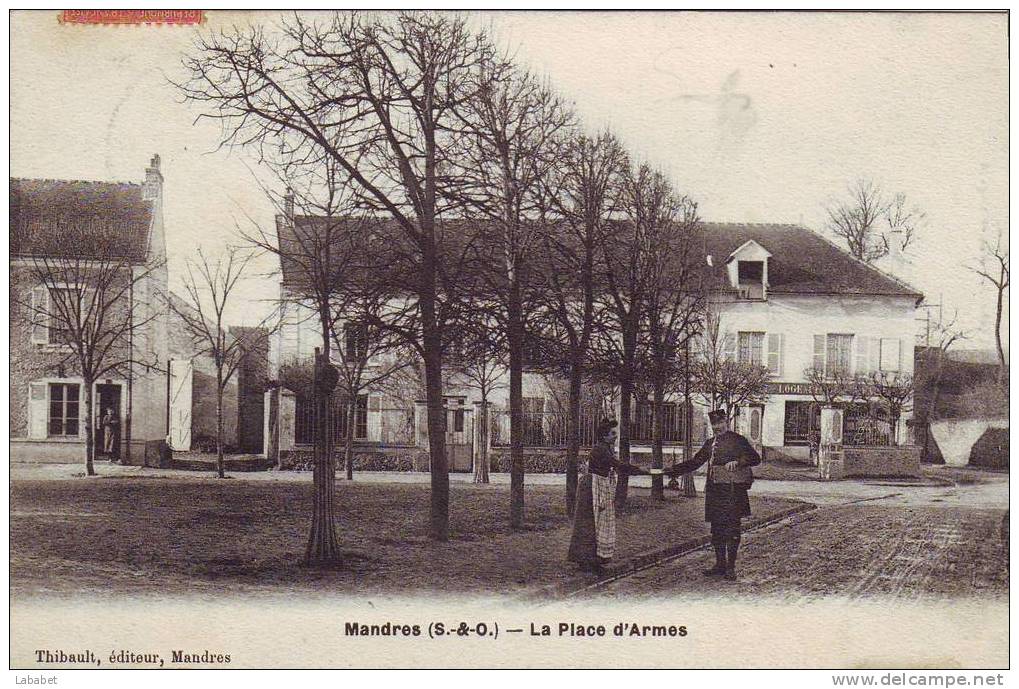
[802,365,855,407]
[914,311,967,460]
[445,321,506,484]
[242,164,368,565]
[328,299,415,481]
[535,131,628,514]
[856,371,914,446]
[18,235,161,476]
[595,162,684,509]
[969,231,1009,385]
[636,177,704,501]
[825,180,924,263]
[448,56,573,528]
[694,314,771,416]
[179,11,495,542]
[166,246,261,478]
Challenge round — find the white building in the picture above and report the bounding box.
[266,215,922,466]
[701,223,921,459]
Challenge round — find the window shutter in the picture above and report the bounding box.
[869,337,881,373]
[28,382,48,438]
[722,333,737,362]
[812,334,825,372]
[30,287,48,344]
[897,338,904,373]
[855,335,869,374]
[767,333,783,376]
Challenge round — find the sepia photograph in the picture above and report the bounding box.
[7,8,1009,673]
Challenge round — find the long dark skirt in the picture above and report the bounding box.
[567,474,597,565]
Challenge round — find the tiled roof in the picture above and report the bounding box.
[274,215,923,301]
[10,178,153,262]
[699,222,923,300]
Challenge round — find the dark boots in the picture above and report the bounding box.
[724,537,740,581]
[703,538,727,576]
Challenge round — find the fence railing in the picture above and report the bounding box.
[490,406,688,449]
[295,398,416,447]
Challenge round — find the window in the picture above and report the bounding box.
[48,383,80,437]
[738,332,765,366]
[737,261,765,300]
[443,396,467,434]
[825,334,854,377]
[880,338,901,372]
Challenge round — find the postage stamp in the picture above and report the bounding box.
[8,8,1009,679]
[58,9,203,26]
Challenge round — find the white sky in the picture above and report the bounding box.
[9,10,1008,349]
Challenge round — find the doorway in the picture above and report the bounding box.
[95,383,122,460]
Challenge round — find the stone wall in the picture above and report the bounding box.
[843,445,921,477]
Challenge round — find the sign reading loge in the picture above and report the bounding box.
[762,382,817,396]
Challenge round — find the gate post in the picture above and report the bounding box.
[818,406,845,480]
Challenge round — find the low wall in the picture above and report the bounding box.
[931,418,1009,467]
[843,445,921,478]
[10,438,148,465]
[279,447,429,472]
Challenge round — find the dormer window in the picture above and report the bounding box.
[726,240,772,301]
[738,261,765,300]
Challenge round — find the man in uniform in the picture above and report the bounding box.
[665,409,761,581]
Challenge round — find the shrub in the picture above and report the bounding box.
[969,428,1009,469]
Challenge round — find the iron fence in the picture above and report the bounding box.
[490,404,688,449]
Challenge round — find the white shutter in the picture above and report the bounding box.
[28,382,48,438]
[855,335,868,374]
[722,333,737,362]
[898,338,905,373]
[767,333,783,376]
[30,287,48,344]
[812,334,825,372]
[880,338,902,372]
[869,337,881,373]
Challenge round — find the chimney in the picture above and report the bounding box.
[143,154,162,201]
[886,227,903,273]
[284,187,295,223]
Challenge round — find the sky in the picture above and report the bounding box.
[9,10,1009,350]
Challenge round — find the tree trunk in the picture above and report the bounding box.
[650,379,665,501]
[508,285,525,530]
[345,397,356,481]
[473,400,489,484]
[83,379,95,476]
[995,284,1005,387]
[564,361,582,515]
[305,346,341,566]
[614,371,633,510]
[216,368,225,479]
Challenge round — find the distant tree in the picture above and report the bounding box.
[167,246,262,478]
[825,180,925,263]
[802,365,855,407]
[968,231,1009,386]
[19,233,162,476]
[444,320,506,485]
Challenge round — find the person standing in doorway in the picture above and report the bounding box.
[665,409,761,581]
[100,408,119,462]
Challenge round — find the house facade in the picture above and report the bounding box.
[701,224,921,460]
[265,213,922,468]
[10,156,171,463]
